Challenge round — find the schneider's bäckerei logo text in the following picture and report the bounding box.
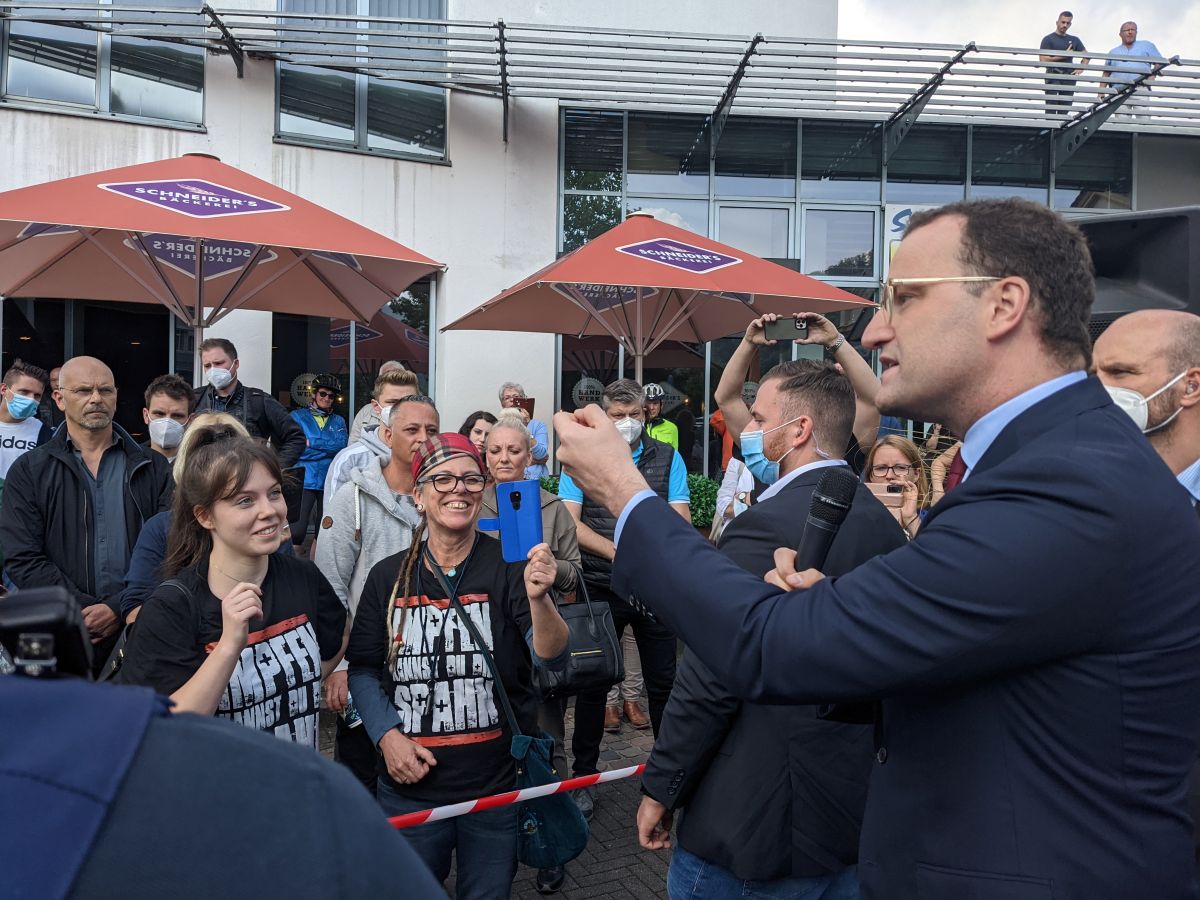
[615,238,742,274]
[98,179,289,219]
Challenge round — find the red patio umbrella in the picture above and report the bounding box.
[0,153,443,372]
[444,212,874,382]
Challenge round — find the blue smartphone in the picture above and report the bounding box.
[479,480,544,563]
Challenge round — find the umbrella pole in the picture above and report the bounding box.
[634,353,644,385]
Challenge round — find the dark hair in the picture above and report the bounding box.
[1060,10,1073,18]
[385,393,437,427]
[761,359,856,454]
[198,337,238,361]
[2,358,49,390]
[144,373,194,410]
[163,431,284,577]
[458,410,497,437]
[602,378,644,409]
[906,198,1094,369]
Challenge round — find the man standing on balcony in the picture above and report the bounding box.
[1039,11,1089,114]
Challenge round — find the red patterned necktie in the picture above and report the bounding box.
[943,450,967,492]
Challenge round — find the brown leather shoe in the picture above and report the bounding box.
[603,704,621,733]
[623,700,650,730]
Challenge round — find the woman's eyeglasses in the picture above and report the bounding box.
[314,389,336,399]
[418,473,487,493]
[871,463,915,478]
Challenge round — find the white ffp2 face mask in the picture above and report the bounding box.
[148,417,185,450]
[1105,371,1187,433]
[206,367,234,390]
[615,416,643,445]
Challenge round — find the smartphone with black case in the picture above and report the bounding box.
[764,317,809,341]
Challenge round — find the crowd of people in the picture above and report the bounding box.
[2,197,1200,899]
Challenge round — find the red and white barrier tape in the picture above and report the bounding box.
[388,763,646,829]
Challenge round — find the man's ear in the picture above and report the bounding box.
[143,408,151,425]
[53,389,66,413]
[1180,367,1200,409]
[380,425,394,450]
[984,276,1033,343]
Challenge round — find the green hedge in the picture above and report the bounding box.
[542,473,720,528]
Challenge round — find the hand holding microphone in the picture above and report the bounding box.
[765,467,858,591]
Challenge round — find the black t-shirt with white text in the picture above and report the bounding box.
[347,535,539,804]
[119,555,346,747]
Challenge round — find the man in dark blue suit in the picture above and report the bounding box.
[638,359,907,897]
[553,198,1200,900]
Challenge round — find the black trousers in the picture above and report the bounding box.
[1044,70,1077,112]
[291,489,322,545]
[571,584,677,776]
[335,714,379,795]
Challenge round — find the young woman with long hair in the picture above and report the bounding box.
[863,435,932,539]
[119,428,346,746]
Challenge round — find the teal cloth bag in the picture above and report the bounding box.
[511,733,589,869]
[429,547,589,869]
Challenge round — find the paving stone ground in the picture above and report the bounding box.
[319,701,668,899]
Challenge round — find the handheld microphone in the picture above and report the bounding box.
[793,467,859,572]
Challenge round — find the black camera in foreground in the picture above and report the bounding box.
[0,587,93,679]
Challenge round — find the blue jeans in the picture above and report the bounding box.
[377,780,518,900]
[668,845,860,900]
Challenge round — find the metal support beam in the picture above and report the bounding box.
[882,42,975,164]
[708,33,762,160]
[203,4,243,78]
[1053,55,1180,171]
[497,19,510,142]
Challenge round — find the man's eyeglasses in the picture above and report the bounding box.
[880,276,1002,321]
[871,463,916,478]
[418,473,487,493]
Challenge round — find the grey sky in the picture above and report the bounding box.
[838,0,1197,59]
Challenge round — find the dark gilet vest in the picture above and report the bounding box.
[581,433,674,586]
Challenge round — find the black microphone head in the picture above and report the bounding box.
[809,467,859,529]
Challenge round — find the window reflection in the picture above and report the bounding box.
[279,64,357,143]
[971,127,1049,202]
[110,40,203,123]
[885,124,966,205]
[563,195,621,253]
[718,206,789,258]
[627,199,709,236]
[801,121,881,202]
[367,79,447,156]
[804,209,875,278]
[714,117,796,198]
[1052,132,1132,210]
[5,21,98,106]
[564,110,623,192]
[628,112,709,195]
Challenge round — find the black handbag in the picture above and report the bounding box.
[426,553,589,869]
[531,573,624,700]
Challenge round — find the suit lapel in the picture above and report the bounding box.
[970,376,1111,479]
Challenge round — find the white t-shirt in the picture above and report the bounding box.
[0,417,45,481]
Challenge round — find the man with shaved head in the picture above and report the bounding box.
[0,357,173,674]
[1093,309,1200,506]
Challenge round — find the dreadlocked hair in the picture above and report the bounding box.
[385,518,426,669]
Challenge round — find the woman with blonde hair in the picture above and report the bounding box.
[863,435,931,540]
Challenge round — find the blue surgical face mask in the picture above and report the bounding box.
[5,391,39,421]
[740,416,803,485]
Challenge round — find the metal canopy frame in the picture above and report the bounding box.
[2,2,1199,138]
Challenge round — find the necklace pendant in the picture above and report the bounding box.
[446,566,457,578]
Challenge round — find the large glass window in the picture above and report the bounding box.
[564,110,623,192]
[801,121,882,202]
[276,0,447,160]
[563,195,621,253]
[2,1,203,125]
[804,209,875,278]
[627,112,709,195]
[717,205,790,258]
[971,127,1049,202]
[714,117,797,198]
[885,124,966,205]
[627,198,709,236]
[1053,132,1132,210]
